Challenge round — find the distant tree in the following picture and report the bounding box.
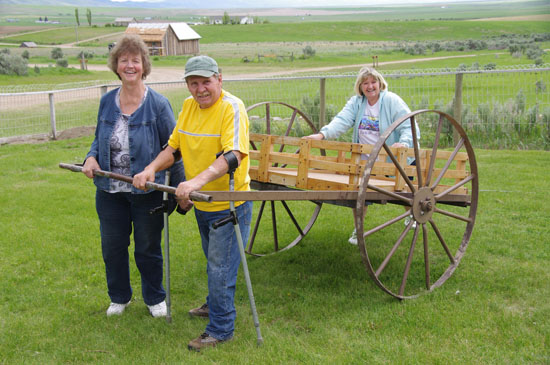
[21,50,30,59]
[86,8,92,26]
[51,47,64,60]
[222,11,230,25]
[44,16,48,22]
[39,17,42,21]
[75,8,80,26]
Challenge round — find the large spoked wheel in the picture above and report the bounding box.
[246,101,324,256]
[355,110,479,299]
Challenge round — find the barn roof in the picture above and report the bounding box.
[125,23,200,42]
[169,23,201,40]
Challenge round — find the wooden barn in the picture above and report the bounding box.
[125,22,201,56]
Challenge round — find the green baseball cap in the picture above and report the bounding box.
[184,55,219,78]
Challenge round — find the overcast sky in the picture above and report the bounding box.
[110,0,485,7]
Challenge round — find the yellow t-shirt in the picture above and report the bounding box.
[168,89,250,212]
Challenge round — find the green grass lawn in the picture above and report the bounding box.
[0,135,548,363]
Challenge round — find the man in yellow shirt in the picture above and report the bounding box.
[133,55,252,351]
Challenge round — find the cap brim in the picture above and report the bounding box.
[184,70,216,78]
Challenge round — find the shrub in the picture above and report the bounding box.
[77,50,94,59]
[526,46,544,60]
[34,65,40,74]
[536,80,547,93]
[51,47,63,60]
[302,45,316,58]
[0,53,28,75]
[300,93,337,133]
[21,50,30,59]
[1,48,10,55]
[56,59,68,68]
[483,63,496,70]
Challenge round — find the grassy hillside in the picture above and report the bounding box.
[192,20,550,44]
[2,20,548,46]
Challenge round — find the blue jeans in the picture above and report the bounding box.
[95,189,165,306]
[194,201,253,341]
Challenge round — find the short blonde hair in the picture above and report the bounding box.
[354,66,388,96]
[108,34,151,80]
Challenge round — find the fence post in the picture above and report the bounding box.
[453,73,463,144]
[49,92,57,140]
[319,77,326,130]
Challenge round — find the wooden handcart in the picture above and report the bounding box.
[202,102,478,300]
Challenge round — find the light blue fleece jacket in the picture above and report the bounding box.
[319,89,418,148]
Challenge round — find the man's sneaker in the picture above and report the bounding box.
[404,215,417,229]
[188,303,209,318]
[187,332,231,352]
[106,301,130,316]
[147,301,167,318]
[348,229,358,245]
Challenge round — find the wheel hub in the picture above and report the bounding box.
[412,187,436,224]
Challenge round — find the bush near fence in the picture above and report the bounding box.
[1,65,549,149]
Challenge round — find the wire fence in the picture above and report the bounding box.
[1,65,549,149]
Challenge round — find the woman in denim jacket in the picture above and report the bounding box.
[304,66,418,244]
[82,35,185,318]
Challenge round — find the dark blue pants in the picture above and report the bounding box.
[95,189,165,306]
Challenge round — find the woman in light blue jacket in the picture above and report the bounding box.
[304,66,418,244]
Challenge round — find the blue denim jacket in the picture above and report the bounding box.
[86,87,184,194]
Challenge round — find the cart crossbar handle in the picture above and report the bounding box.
[59,163,212,203]
[201,190,470,204]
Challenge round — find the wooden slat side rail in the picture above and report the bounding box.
[248,134,470,196]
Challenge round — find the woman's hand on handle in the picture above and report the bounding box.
[82,157,100,179]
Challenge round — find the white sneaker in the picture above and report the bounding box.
[404,215,417,229]
[348,229,358,245]
[106,301,130,316]
[148,301,167,318]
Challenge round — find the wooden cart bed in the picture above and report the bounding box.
[249,133,469,197]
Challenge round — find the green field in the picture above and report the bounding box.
[0,133,549,363]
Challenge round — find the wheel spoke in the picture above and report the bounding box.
[247,201,266,254]
[366,183,413,205]
[431,138,464,190]
[425,115,444,187]
[375,217,414,277]
[265,103,271,135]
[270,201,279,251]
[434,207,472,223]
[422,223,430,290]
[434,174,475,201]
[399,225,419,296]
[281,200,305,236]
[383,143,416,193]
[365,210,411,238]
[410,115,423,188]
[283,110,298,137]
[428,218,455,264]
